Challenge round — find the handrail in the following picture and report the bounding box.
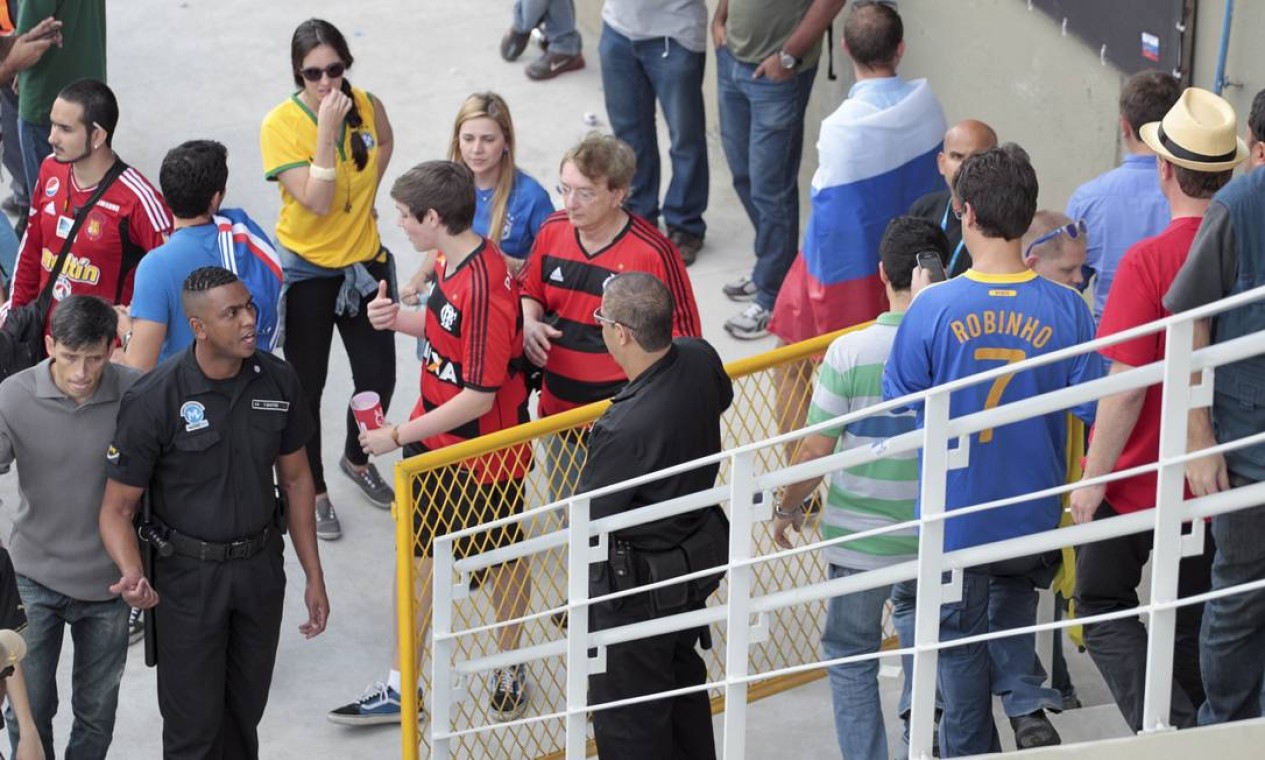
[426,280,1265,760]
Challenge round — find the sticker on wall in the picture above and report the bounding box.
[1141,32,1160,62]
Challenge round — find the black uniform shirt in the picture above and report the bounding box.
[908,188,972,277]
[0,549,26,633]
[577,338,734,551]
[106,346,314,542]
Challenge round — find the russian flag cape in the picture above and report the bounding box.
[771,79,946,342]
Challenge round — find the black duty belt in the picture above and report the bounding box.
[165,526,271,562]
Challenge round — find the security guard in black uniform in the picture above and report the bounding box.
[580,272,733,760]
[100,266,329,759]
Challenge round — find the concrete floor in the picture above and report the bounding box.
[0,1,1135,758]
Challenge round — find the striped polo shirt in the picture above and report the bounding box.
[808,311,918,570]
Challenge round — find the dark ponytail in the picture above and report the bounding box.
[340,79,369,172]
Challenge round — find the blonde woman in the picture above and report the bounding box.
[401,93,553,303]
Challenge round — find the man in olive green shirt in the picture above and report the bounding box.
[713,0,845,340]
[16,0,106,198]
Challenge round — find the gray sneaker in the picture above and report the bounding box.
[724,303,772,340]
[315,494,342,540]
[339,456,394,508]
[722,274,758,302]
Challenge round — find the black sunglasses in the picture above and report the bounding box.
[299,63,346,83]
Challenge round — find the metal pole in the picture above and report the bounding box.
[1213,0,1235,94]
[722,450,758,759]
[1141,320,1197,732]
[565,496,593,759]
[396,464,422,759]
[909,391,953,759]
[430,537,455,760]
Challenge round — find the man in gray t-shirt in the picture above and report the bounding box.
[0,295,139,758]
[599,0,710,265]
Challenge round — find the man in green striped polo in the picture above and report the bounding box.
[773,216,949,760]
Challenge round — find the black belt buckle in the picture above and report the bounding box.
[224,540,253,560]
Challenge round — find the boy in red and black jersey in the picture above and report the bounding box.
[521,134,701,419]
[8,80,171,325]
[330,160,534,726]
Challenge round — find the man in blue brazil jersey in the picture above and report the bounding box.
[883,144,1103,756]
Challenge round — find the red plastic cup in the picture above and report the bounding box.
[350,391,385,432]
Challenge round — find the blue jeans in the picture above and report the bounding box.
[18,119,51,203]
[599,24,708,238]
[1200,474,1265,725]
[823,565,903,760]
[7,575,129,760]
[513,0,581,55]
[716,45,815,310]
[0,212,19,283]
[937,567,1063,757]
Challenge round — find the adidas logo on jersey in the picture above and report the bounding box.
[550,266,564,283]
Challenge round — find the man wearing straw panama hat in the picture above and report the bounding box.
[1165,87,1265,727]
[1072,86,1243,734]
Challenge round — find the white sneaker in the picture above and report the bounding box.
[724,303,772,340]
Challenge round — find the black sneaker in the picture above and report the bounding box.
[328,682,423,726]
[128,607,144,646]
[489,664,529,721]
[339,456,394,508]
[668,228,704,266]
[1010,710,1061,749]
[525,51,585,81]
[500,28,531,61]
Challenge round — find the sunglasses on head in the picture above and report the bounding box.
[299,62,346,83]
[1025,219,1088,257]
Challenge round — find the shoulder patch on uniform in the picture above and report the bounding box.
[106,444,122,465]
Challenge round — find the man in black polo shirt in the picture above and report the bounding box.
[99,266,328,760]
[907,119,998,277]
[580,271,732,760]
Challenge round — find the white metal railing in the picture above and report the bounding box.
[430,280,1265,760]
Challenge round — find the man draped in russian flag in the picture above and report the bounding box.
[761,0,945,458]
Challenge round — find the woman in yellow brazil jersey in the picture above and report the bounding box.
[260,18,397,540]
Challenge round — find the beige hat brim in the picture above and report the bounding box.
[1140,121,1248,172]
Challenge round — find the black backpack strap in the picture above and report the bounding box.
[35,159,129,310]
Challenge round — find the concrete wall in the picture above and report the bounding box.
[577,0,1265,212]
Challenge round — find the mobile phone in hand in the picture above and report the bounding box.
[916,251,947,283]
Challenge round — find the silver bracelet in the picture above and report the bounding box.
[774,504,804,519]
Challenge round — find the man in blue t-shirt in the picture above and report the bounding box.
[119,140,281,371]
[883,144,1103,756]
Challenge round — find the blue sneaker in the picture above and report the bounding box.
[328,682,422,726]
[489,664,530,722]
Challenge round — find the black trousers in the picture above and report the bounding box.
[153,537,285,760]
[283,257,396,493]
[589,595,716,760]
[1074,500,1213,732]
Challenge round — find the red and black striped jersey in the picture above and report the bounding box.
[521,212,701,417]
[410,238,530,483]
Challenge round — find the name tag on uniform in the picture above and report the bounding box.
[252,400,290,412]
[55,215,74,239]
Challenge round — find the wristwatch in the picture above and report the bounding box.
[779,49,802,70]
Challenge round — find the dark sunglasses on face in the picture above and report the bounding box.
[299,63,346,83]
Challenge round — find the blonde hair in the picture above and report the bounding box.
[448,92,517,245]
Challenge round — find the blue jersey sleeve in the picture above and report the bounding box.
[127,252,170,326]
[520,173,554,242]
[1067,298,1105,424]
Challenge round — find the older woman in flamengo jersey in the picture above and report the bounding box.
[259,17,397,541]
